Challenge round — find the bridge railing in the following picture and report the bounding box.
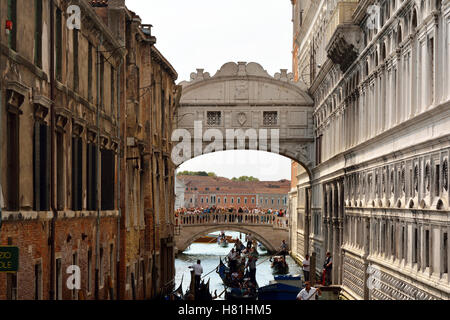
[176,212,289,230]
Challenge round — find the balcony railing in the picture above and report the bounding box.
[176,212,289,230]
[325,0,359,47]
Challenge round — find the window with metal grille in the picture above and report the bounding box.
[207,111,221,126]
[263,111,278,126]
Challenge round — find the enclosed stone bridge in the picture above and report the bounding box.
[174,212,289,254]
[173,61,316,174]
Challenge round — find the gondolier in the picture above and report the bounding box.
[296,281,321,300]
[227,248,238,272]
[189,260,203,293]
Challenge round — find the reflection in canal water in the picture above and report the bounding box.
[175,231,304,300]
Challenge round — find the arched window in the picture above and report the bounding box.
[397,25,402,45]
[412,9,418,31]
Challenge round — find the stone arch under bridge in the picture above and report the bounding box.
[175,221,289,254]
[173,62,315,174]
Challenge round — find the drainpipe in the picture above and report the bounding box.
[95,34,103,301]
[116,57,123,300]
[49,0,57,301]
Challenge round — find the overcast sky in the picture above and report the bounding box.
[125,0,293,181]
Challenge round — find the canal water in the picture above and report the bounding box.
[175,231,304,300]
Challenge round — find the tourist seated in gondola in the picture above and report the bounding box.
[231,271,241,287]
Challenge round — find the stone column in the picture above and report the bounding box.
[304,187,311,256]
[322,184,329,259]
[332,182,339,285]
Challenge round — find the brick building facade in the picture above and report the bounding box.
[177,175,290,210]
[0,0,178,300]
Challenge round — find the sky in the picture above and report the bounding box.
[125,0,293,181]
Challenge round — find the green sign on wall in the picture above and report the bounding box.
[0,246,19,273]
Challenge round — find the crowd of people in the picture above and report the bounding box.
[176,206,288,217]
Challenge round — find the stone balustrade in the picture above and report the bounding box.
[176,212,289,230]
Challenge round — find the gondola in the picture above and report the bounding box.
[216,258,258,300]
[271,256,289,275]
[184,278,214,301]
[258,275,302,300]
[219,239,229,247]
[165,275,184,300]
[216,258,232,287]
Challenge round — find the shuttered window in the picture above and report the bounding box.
[100,55,105,110]
[73,29,79,91]
[33,123,50,211]
[87,144,98,211]
[7,110,20,211]
[72,137,83,211]
[7,0,17,51]
[55,7,62,81]
[34,0,43,67]
[111,65,115,115]
[56,131,65,210]
[88,43,93,101]
[101,149,115,210]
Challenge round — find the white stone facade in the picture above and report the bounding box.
[290,0,450,300]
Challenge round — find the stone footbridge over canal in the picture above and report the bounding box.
[174,212,289,254]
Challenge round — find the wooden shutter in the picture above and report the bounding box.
[33,122,41,210]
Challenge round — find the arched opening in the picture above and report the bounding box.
[412,9,418,31]
[174,149,311,293]
[397,25,403,45]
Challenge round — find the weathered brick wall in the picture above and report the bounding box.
[0,218,50,300]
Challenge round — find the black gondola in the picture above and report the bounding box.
[271,256,289,275]
[216,258,258,300]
